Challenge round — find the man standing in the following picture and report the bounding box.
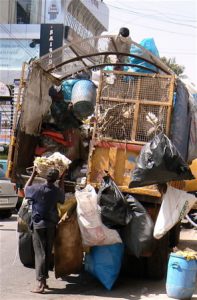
[24,167,65,293]
[108,27,132,70]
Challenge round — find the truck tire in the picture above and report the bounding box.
[169,222,181,248]
[144,233,169,280]
[121,252,145,278]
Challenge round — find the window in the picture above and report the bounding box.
[17,0,32,24]
[16,0,41,24]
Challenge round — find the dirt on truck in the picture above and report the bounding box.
[7,35,197,281]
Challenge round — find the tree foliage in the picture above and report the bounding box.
[160,57,185,76]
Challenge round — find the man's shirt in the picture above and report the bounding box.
[25,183,65,228]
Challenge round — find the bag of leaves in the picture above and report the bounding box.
[98,175,130,228]
[129,133,194,188]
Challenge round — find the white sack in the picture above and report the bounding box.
[154,185,196,239]
[75,184,122,246]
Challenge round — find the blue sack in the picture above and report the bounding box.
[130,38,160,73]
[84,243,124,290]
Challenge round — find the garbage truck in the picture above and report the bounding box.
[7,35,197,279]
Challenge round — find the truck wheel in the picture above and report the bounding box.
[121,252,145,278]
[0,210,12,219]
[144,233,169,280]
[169,222,181,248]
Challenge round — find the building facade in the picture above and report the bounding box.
[0,0,109,144]
[0,0,109,84]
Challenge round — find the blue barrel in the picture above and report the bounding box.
[166,253,197,299]
[61,79,79,101]
[71,80,96,119]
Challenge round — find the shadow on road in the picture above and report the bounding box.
[43,272,168,300]
[0,215,17,222]
[0,228,16,231]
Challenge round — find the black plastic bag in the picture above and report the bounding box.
[120,195,154,257]
[129,133,194,188]
[17,199,32,233]
[98,175,130,228]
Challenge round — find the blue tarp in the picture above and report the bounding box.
[129,38,160,73]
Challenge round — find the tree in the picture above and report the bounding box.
[160,57,185,76]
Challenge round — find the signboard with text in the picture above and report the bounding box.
[45,0,64,23]
[40,23,64,67]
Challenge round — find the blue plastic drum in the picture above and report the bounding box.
[166,253,197,299]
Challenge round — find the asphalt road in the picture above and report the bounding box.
[0,215,196,300]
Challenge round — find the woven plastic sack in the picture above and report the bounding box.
[54,211,83,278]
[34,152,71,178]
[75,184,122,246]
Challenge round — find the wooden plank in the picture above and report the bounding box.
[101,97,172,105]
[120,185,161,198]
[166,75,175,135]
[114,149,126,185]
[87,147,109,183]
[108,147,118,178]
[95,137,147,146]
[95,140,142,152]
[102,69,172,78]
[122,150,138,186]
[131,77,141,140]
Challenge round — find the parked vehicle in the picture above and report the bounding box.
[0,160,18,218]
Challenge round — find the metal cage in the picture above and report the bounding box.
[94,70,175,144]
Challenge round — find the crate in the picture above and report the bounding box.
[94,70,175,144]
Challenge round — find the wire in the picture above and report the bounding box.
[105,1,197,21]
[107,4,197,29]
[104,12,197,37]
[0,24,38,58]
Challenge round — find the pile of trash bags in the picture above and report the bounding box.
[129,132,196,239]
[18,133,197,290]
[17,175,155,290]
[53,177,155,290]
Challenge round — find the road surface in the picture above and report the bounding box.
[0,215,196,300]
